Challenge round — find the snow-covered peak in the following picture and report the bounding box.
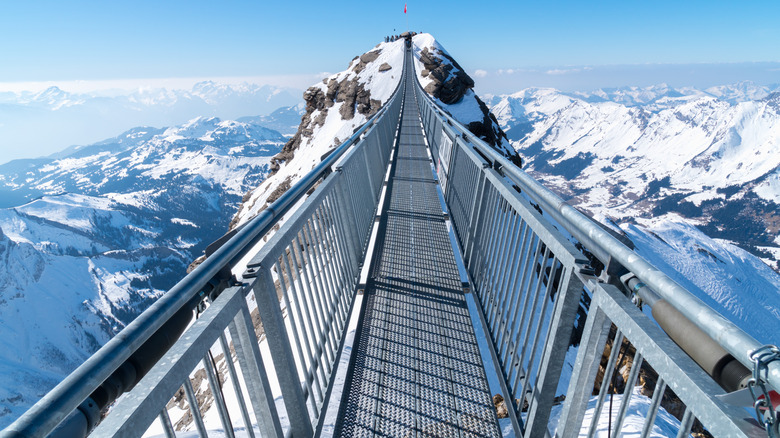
[21,86,86,110]
[157,116,284,144]
[489,88,576,129]
[705,80,776,104]
[492,81,780,272]
[232,38,406,226]
[162,116,222,141]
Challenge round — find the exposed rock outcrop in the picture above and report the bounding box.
[413,35,521,167]
[354,50,380,74]
[419,47,475,105]
[267,51,383,176]
[230,39,404,230]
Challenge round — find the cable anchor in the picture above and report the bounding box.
[748,345,780,437]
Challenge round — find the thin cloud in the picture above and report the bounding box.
[545,67,593,75]
[473,69,488,78]
[0,74,322,94]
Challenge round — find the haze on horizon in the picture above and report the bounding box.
[1,0,778,163]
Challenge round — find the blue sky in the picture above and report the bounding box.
[1,0,779,93]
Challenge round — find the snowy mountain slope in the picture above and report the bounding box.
[0,117,287,427]
[489,87,780,272]
[0,194,189,425]
[0,116,285,208]
[624,218,780,344]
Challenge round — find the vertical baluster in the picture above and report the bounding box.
[252,265,313,437]
[640,377,666,438]
[158,410,176,438]
[317,197,353,319]
[484,198,511,329]
[511,245,552,392]
[494,212,523,349]
[301,220,339,360]
[292,233,333,371]
[183,378,208,438]
[281,251,325,406]
[588,330,625,437]
[218,333,256,438]
[675,408,695,438]
[503,235,542,375]
[309,206,347,329]
[518,254,558,415]
[474,188,501,302]
[499,222,531,362]
[202,352,235,438]
[485,206,515,328]
[334,174,362,265]
[325,191,357,322]
[611,352,644,437]
[556,300,612,438]
[228,303,282,438]
[525,261,585,437]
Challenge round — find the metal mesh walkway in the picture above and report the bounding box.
[333,50,501,438]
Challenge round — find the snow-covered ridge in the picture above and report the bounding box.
[0,115,287,207]
[230,33,521,229]
[231,38,406,228]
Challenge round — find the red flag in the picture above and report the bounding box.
[404,3,407,13]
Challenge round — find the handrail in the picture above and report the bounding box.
[409,44,779,394]
[3,62,405,438]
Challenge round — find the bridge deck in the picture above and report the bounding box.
[333,54,501,438]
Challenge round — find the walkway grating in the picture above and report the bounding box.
[333,48,500,438]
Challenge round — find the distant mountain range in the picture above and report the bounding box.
[486,82,780,272]
[0,81,302,164]
[0,115,289,426]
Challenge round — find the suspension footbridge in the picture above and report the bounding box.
[4,37,778,438]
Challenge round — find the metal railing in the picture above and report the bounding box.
[412,49,776,437]
[3,60,404,438]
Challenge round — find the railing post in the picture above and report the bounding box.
[250,268,314,438]
[464,170,488,267]
[361,141,378,203]
[228,304,284,438]
[524,265,585,437]
[333,173,362,268]
[555,288,612,437]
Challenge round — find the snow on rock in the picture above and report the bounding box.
[411,34,520,164]
[548,387,692,437]
[231,38,406,228]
